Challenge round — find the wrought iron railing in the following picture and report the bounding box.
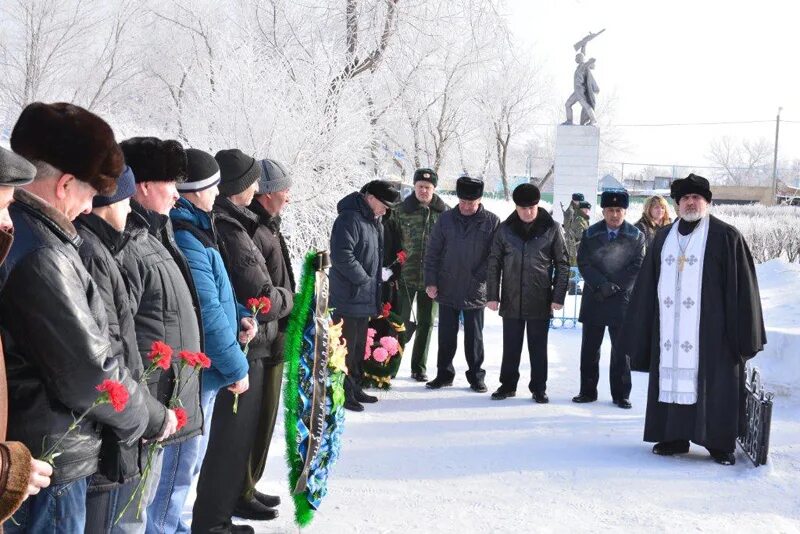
[737,365,774,466]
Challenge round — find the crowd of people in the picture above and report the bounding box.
[329,162,766,470]
[0,100,767,533]
[0,103,293,533]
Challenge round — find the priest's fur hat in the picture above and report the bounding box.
[670,173,712,203]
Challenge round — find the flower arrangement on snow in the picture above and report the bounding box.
[362,302,406,389]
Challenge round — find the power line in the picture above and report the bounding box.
[529,119,798,128]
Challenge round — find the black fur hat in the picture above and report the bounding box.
[600,190,629,209]
[456,176,484,200]
[120,137,187,184]
[10,102,123,195]
[670,173,712,203]
[512,183,540,207]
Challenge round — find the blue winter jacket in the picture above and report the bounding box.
[170,197,249,392]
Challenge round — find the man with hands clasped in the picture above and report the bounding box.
[573,190,645,409]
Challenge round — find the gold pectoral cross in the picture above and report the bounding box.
[677,255,686,272]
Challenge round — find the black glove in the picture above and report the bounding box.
[599,282,621,298]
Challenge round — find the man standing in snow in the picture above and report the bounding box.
[486,184,569,403]
[625,174,765,465]
[392,168,449,382]
[424,176,500,393]
[329,180,401,412]
[573,190,644,409]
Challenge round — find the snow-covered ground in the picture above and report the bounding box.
[221,256,800,534]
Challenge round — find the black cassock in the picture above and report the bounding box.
[624,215,766,452]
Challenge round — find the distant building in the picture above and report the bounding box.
[599,174,624,191]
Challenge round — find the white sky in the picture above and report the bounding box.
[507,0,800,174]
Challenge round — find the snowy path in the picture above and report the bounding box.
[238,308,800,534]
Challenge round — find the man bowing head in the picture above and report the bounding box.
[625,174,766,466]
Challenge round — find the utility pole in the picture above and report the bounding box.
[772,106,782,205]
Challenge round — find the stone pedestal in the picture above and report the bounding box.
[553,124,600,223]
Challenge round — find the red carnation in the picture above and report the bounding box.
[396,250,408,265]
[194,352,211,369]
[148,340,173,370]
[179,350,198,367]
[258,296,271,315]
[96,380,129,413]
[174,407,188,431]
[381,302,392,317]
[246,297,260,310]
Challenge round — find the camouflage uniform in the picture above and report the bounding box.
[564,211,589,266]
[391,193,448,375]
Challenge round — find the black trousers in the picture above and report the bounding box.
[579,324,632,400]
[241,361,284,502]
[499,318,550,394]
[333,314,369,395]
[192,359,266,532]
[436,304,485,384]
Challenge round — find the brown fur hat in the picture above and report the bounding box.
[10,102,123,195]
[120,137,188,184]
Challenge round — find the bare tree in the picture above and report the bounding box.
[0,0,98,109]
[707,136,772,186]
[476,54,543,200]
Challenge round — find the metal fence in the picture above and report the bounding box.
[550,267,582,329]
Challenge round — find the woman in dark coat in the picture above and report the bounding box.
[634,195,671,248]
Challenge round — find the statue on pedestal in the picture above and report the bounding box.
[563,30,604,126]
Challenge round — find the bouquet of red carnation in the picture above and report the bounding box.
[362,302,406,390]
[233,296,272,414]
[116,347,211,523]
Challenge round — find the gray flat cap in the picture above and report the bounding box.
[0,146,36,187]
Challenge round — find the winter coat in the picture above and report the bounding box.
[170,197,249,392]
[248,200,296,360]
[634,218,658,249]
[577,220,646,326]
[0,228,35,523]
[424,205,500,310]
[486,210,570,320]
[329,192,384,318]
[0,190,148,485]
[391,194,448,291]
[123,200,202,444]
[75,214,168,487]
[213,197,293,365]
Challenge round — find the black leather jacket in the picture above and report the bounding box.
[76,213,168,486]
[121,200,203,443]
[0,190,148,484]
[486,210,570,320]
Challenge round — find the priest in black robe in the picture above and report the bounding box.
[624,174,766,465]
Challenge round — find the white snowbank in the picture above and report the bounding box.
[754,259,800,396]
